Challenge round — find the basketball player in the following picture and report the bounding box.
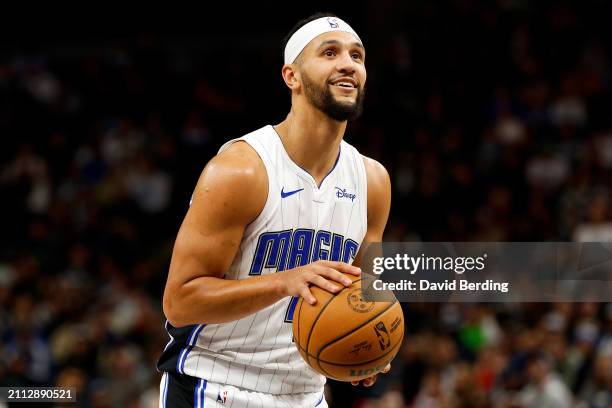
[157,13,392,407]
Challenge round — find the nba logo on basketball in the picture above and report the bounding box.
[327,17,339,28]
[374,322,391,350]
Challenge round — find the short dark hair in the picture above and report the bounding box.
[282,12,338,61]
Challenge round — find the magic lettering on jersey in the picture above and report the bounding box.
[249,229,359,275]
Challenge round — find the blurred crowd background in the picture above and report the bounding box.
[1,1,611,407]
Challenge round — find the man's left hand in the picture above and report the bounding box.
[350,364,391,387]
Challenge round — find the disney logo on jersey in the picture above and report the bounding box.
[334,187,357,203]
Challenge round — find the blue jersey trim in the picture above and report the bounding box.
[177,324,206,374]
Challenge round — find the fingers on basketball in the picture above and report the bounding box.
[322,260,361,276]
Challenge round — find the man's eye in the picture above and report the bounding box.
[352,53,362,60]
[324,50,335,56]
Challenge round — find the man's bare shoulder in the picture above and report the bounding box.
[360,154,391,222]
[361,154,390,188]
[190,140,268,225]
[205,141,266,179]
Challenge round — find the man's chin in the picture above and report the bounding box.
[330,96,357,109]
[323,104,361,122]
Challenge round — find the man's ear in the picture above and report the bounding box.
[281,64,301,91]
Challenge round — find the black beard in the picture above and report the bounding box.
[301,72,365,121]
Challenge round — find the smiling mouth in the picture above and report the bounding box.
[333,82,355,89]
[330,81,357,90]
[330,84,357,96]
[329,77,358,90]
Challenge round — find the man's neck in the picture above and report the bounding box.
[274,106,347,187]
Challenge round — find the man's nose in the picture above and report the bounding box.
[336,51,356,73]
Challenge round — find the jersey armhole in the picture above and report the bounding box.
[357,151,369,240]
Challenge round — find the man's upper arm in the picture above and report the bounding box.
[165,142,267,291]
[353,156,391,267]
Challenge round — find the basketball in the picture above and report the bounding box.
[292,273,404,382]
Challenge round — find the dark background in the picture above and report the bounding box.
[1,1,611,407]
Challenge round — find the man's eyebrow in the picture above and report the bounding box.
[316,40,365,50]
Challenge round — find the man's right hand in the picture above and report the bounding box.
[277,261,361,305]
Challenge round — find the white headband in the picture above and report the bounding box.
[284,16,362,64]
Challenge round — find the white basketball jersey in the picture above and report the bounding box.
[158,124,368,395]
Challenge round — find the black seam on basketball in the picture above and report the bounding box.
[320,331,403,367]
[313,333,404,381]
[322,333,403,367]
[314,328,404,381]
[315,299,398,372]
[305,288,335,369]
[314,326,401,381]
[317,298,397,357]
[295,330,403,366]
[305,278,363,368]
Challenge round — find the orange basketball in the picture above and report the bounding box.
[292,273,404,382]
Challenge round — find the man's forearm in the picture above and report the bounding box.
[163,273,286,327]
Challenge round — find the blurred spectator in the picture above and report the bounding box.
[572,193,612,242]
[518,353,573,408]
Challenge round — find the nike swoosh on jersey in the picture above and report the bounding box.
[280,187,304,198]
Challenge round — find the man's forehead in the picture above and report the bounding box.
[306,31,364,52]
